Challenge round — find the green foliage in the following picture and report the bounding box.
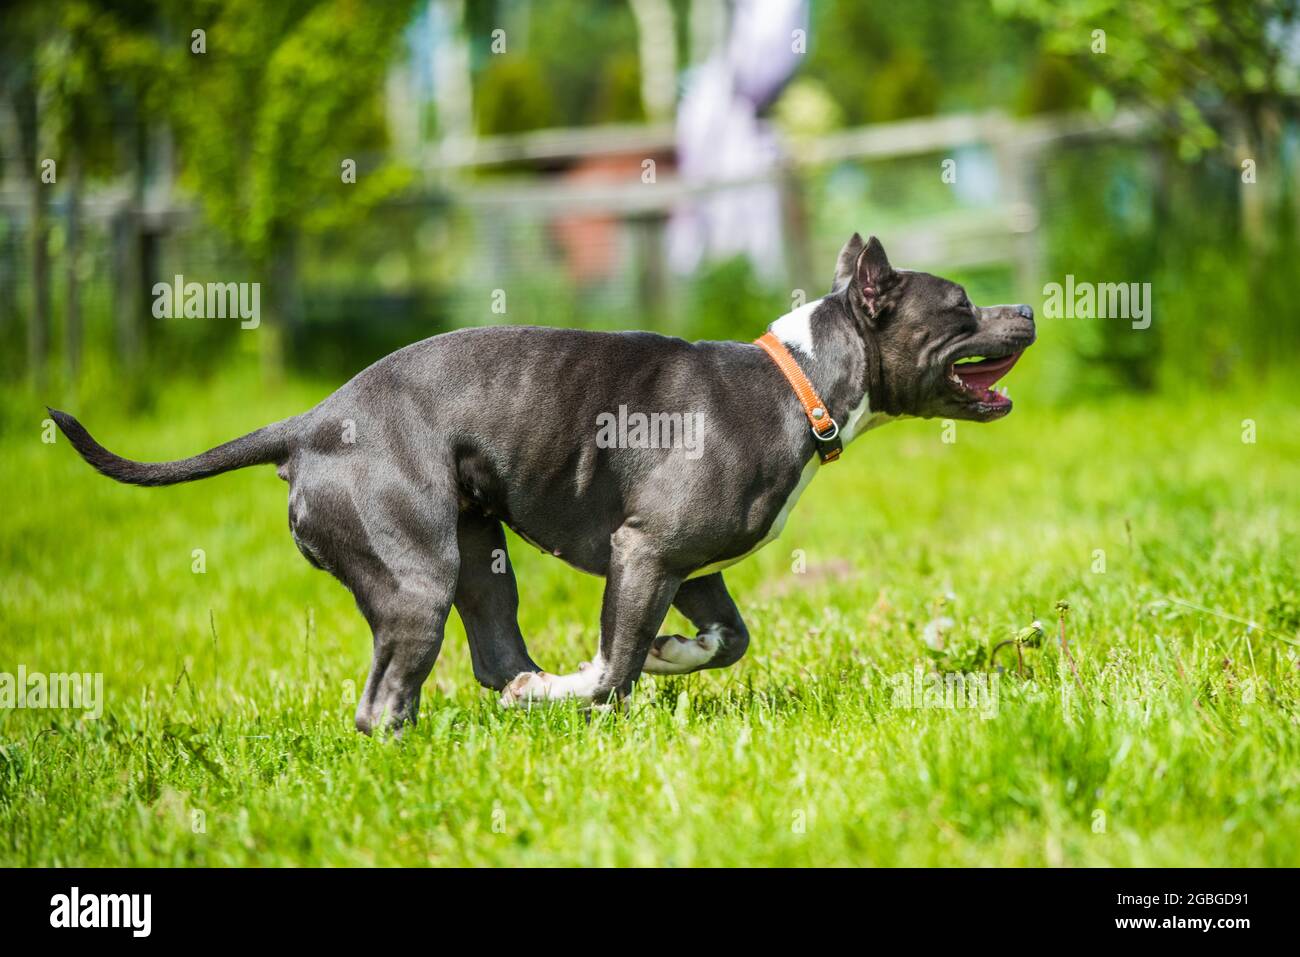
[681,256,787,343]
[1037,140,1300,392]
[591,52,646,125]
[169,0,419,262]
[474,55,557,135]
[862,49,941,123]
[803,0,1042,124]
[995,0,1300,158]
[1015,52,1093,115]
[772,78,845,141]
[1037,144,1163,392]
[34,2,164,176]
[466,0,644,129]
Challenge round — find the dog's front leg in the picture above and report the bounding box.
[454,511,542,690]
[643,572,750,675]
[500,526,680,708]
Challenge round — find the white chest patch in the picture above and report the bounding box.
[769,298,823,357]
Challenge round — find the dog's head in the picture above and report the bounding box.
[832,233,1035,422]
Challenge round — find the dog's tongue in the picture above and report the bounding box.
[954,351,1023,391]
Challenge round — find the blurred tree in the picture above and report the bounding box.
[466,0,645,128]
[996,0,1300,158]
[684,255,785,342]
[772,77,845,141]
[2,1,174,388]
[37,1,171,382]
[474,55,557,134]
[166,0,418,369]
[865,49,941,122]
[591,52,647,125]
[997,0,1300,344]
[4,0,418,385]
[804,0,1041,125]
[1015,53,1093,115]
[1,3,57,390]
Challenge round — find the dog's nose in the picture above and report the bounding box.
[1015,304,1034,321]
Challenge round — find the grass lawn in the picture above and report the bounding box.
[2,365,1298,866]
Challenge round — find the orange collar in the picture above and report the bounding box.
[755,332,842,463]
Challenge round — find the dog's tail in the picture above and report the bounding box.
[47,408,291,487]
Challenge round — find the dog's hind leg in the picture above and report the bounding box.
[454,511,542,691]
[348,489,460,736]
[642,572,750,675]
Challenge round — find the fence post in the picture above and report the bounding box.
[780,163,813,294]
[632,210,668,328]
[993,117,1043,302]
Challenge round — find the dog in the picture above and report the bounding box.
[50,234,1034,733]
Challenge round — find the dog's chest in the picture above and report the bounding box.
[685,393,880,580]
[686,456,820,579]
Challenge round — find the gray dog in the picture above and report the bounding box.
[51,234,1034,733]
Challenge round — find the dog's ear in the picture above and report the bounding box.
[854,235,895,321]
[831,232,866,292]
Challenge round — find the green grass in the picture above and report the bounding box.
[2,365,1299,866]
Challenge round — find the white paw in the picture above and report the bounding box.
[499,660,608,708]
[499,671,552,708]
[642,629,721,675]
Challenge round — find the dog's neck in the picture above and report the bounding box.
[767,292,897,444]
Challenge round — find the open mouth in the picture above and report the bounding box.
[946,351,1025,415]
